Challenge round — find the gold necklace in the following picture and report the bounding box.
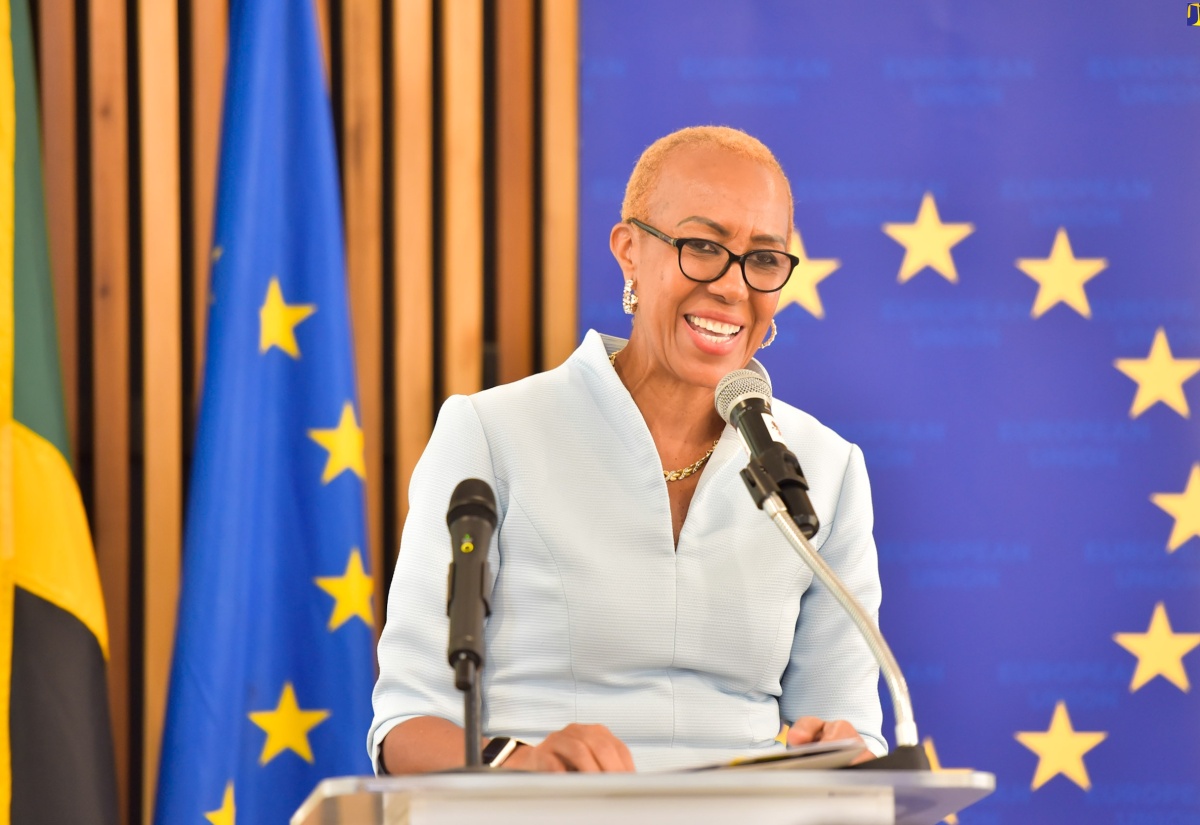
[662,441,721,482]
[609,349,721,483]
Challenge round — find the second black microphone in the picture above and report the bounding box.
[446,478,497,691]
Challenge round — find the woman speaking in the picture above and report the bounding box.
[370,126,884,774]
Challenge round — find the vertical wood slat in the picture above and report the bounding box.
[495,0,535,385]
[313,0,332,85]
[394,0,434,524]
[137,2,181,822]
[36,0,78,461]
[540,0,579,369]
[340,0,385,612]
[87,0,131,821]
[189,2,226,407]
[441,0,484,398]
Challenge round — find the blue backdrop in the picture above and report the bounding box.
[579,2,1200,822]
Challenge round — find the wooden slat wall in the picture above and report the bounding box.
[33,1,579,822]
[341,0,386,614]
[441,0,484,399]
[495,0,535,384]
[85,2,132,822]
[187,3,225,405]
[541,0,579,369]
[394,0,434,524]
[35,1,77,462]
[136,0,182,819]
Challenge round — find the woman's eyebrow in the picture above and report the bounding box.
[676,215,785,247]
[677,215,729,235]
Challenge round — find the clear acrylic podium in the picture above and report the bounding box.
[292,769,995,825]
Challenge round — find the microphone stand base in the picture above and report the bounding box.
[845,744,930,771]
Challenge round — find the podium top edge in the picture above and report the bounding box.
[295,768,995,815]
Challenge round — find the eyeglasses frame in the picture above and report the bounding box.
[628,218,799,294]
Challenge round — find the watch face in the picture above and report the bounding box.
[482,737,510,765]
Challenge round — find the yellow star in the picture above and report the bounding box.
[314,548,375,630]
[1113,328,1200,418]
[882,192,974,284]
[259,276,316,358]
[247,682,331,765]
[1015,701,1107,791]
[1015,228,1107,319]
[922,738,973,825]
[204,782,235,825]
[1152,464,1200,552]
[776,228,840,319]
[308,402,366,484]
[1113,602,1200,692]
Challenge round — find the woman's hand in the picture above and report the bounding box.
[503,723,636,772]
[787,717,876,765]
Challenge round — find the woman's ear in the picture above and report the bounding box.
[609,221,636,276]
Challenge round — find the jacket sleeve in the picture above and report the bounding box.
[778,443,887,756]
[367,394,500,773]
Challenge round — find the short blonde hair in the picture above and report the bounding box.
[620,125,794,230]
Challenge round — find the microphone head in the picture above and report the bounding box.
[447,478,498,528]
[744,357,772,392]
[715,369,773,424]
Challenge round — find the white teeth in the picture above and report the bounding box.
[686,315,742,336]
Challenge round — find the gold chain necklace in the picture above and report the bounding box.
[609,349,720,483]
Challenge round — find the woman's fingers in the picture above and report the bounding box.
[585,726,636,772]
[550,728,603,772]
[850,747,877,765]
[518,724,635,773]
[787,716,875,762]
[820,719,859,742]
[787,716,826,746]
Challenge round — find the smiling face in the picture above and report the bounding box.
[611,145,791,390]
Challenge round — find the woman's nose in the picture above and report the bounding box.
[705,261,751,304]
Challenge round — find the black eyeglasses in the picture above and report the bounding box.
[629,218,798,293]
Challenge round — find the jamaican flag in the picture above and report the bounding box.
[0,0,118,823]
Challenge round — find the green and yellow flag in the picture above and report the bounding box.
[1,1,117,823]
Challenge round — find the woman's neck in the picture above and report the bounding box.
[612,341,726,449]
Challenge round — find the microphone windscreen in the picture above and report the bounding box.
[447,478,498,527]
[743,357,772,391]
[714,369,773,424]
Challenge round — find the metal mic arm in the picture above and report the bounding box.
[739,461,923,759]
[454,657,482,768]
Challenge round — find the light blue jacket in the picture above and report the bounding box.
[370,330,884,772]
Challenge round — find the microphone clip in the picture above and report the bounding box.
[738,459,779,510]
[739,458,820,539]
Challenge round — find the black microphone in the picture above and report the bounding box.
[715,369,820,538]
[446,478,497,691]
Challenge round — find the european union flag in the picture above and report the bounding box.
[155,1,374,822]
[580,2,1200,821]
